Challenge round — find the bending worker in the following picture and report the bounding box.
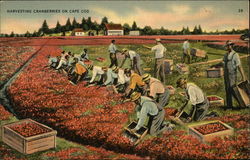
[129,92,167,136]
[120,48,142,75]
[87,65,106,85]
[69,58,88,85]
[124,68,145,97]
[176,78,209,122]
[142,73,170,108]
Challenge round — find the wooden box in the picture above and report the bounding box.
[206,68,224,78]
[165,85,175,95]
[176,63,189,74]
[163,59,173,74]
[83,60,93,65]
[195,49,207,58]
[233,81,250,107]
[1,119,57,154]
[188,120,234,143]
[124,121,148,145]
[95,57,106,62]
[207,95,224,107]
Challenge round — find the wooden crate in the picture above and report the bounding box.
[233,81,250,107]
[207,95,224,107]
[123,121,148,145]
[176,63,189,74]
[95,57,106,62]
[188,120,234,143]
[165,85,175,95]
[83,60,93,65]
[1,119,57,154]
[195,49,207,58]
[163,59,173,74]
[206,68,224,78]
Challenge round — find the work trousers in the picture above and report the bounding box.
[109,53,118,67]
[154,58,165,84]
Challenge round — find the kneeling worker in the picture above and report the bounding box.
[142,73,170,108]
[130,92,167,136]
[176,78,210,122]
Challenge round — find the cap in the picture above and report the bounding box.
[156,38,161,42]
[130,92,141,101]
[224,40,235,47]
[112,66,119,72]
[176,78,187,88]
[142,73,151,82]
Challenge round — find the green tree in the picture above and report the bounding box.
[132,21,138,30]
[197,25,203,34]
[142,26,153,35]
[87,17,93,30]
[32,31,38,37]
[25,31,31,37]
[72,17,78,30]
[123,23,131,35]
[55,21,62,33]
[10,31,15,37]
[65,18,71,31]
[40,20,49,34]
[100,16,108,30]
[192,25,199,35]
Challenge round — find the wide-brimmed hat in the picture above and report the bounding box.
[176,78,187,88]
[87,64,93,70]
[122,48,128,54]
[142,73,151,82]
[156,38,161,42]
[112,66,119,72]
[130,92,141,101]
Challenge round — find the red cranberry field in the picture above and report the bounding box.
[0,36,249,159]
[194,122,228,135]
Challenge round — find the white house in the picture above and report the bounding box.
[105,24,123,36]
[72,28,85,36]
[129,30,140,36]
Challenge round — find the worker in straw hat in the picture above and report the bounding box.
[120,48,143,75]
[211,40,247,108]
[176,78,212,122]
[143,38,166,84]
[129,92,173,136]
[142,73,170,108]
[124,68,145,97]
[102,66,119,86]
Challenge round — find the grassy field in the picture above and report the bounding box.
[61,42,249,117]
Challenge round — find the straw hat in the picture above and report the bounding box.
[176,78,187,88]
[122,48,128,53]
[224,40,235,47]
[130,92,141,101]
[112,66,119,72]
[142,73,151,82]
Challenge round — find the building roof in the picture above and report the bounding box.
[73,28,84,32]
[105,23,123,30]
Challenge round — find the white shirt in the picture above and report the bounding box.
[108,43,117,54]
[151,43,166,59]
[186,83,205,105]
[117,69,130,84]
[128,50,137,60]
[90,66,105,83]
[183,41,190,50]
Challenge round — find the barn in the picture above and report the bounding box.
[104,24,124,36]
[71,28,85,36]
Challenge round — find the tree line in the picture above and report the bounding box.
[1,16,249,37]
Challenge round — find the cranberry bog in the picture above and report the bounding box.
[0,35,250,159]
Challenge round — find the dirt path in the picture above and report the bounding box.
[190,54,249,66]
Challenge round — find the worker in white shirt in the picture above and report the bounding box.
[120,48,142,75]
[176,78,210,122]
[182,39,191,64]
[108,40,118,67]
[110,66,130,92]
[103,66,118,86]
[47,55,60,68]
[87,64,106,85]
[56,55,69,71]
[79,48,89,61]
[144,38,166,84]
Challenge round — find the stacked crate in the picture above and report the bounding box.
[206,67,224,78]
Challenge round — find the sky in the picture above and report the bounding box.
[0,0,249,34]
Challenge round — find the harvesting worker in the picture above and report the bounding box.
[212,40,246,108]
[120,48,143,75]
[129,92,170,136]
[47,55,60,68]
[176,78,210,122]
[142,73,170,108]
[124,68,145,97]
[112,66,130,92]
[87,64,106,85]
[102,66,118,86]
[69,58,88,85]
[143,38,166,84]
[79,48,89,61]
[108,40,119,67]
[182,39,191,64]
